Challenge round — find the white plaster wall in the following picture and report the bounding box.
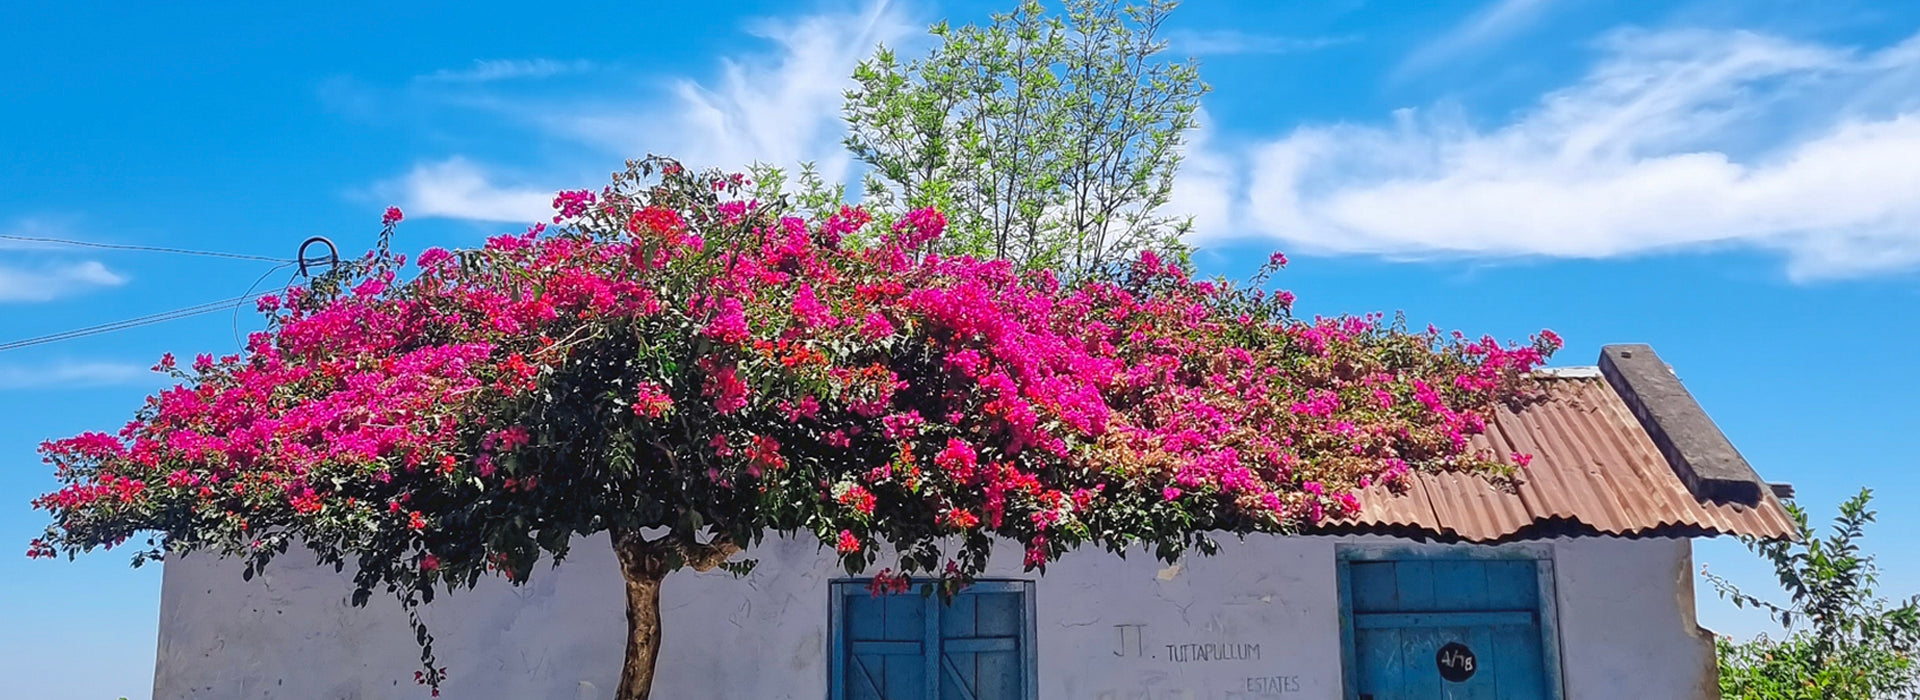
[1550,537,1719,700]
[152,534,1716,700]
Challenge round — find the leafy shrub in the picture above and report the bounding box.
[1709,489,1920,699]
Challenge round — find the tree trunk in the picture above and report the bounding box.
[616,570,664,700]
[609,527,740,700]
[612,529,668,700]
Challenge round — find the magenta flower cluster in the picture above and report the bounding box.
[28,157,1558,691]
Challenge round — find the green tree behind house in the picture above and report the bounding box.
[840,0,1208,278]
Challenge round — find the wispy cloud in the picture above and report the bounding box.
[1168,29,1357,56]
[390,0,917,224]
[1168,109,1239,239]
[1185,28,1920,280]
[385,158,554,224]
[548,1,915,177]
[0,360,153,390]
[1394,0,1558,81]
[0,260,126,302]
[418,58,596,83]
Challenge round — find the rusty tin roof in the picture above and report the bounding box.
[1321,366,1797,543]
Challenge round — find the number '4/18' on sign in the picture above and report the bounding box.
[1436,642,1477,682]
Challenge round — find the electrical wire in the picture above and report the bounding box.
[0,291,281,353]
[0,232,335,351]
[233,262,301,347]
[0,234,294,264]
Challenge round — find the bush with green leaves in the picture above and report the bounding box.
[1707,489,1920,699]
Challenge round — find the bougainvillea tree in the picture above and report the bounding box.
[30,157,1558,699]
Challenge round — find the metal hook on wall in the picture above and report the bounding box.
[297,237,339,279]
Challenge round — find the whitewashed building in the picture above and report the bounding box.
[151,345,1794,700]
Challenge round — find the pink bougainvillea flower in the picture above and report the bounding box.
[26,156,1556,695]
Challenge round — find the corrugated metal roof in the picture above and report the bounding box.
[1321,371,1797,542]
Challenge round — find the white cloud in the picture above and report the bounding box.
[1168,30,1356,56]
[391,0,917,224]
[419,58,596,83]
[0,360,152,390]
[1168,110,1239,238]
[1394,0,1558,80]
[1192,28,1920,280]
[389,158,554,224]
[546,0,915,180]
[0,260,126,302]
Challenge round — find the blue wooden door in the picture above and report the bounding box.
[843,585,934,700]
[937,586,1027,700]
[1347,560,1550,700]
[834,581,1035,700]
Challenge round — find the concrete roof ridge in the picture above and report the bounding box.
[1596,343,1768,506]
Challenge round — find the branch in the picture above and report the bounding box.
[683,536,741,572]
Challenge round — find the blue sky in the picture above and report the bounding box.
[4,1,1919,697]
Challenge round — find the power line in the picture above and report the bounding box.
[0,234,294,264]
[0,292,278,353]
[234,263,303,347]
[0,236,339,352]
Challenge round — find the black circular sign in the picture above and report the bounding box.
[1436,642,1477,682]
